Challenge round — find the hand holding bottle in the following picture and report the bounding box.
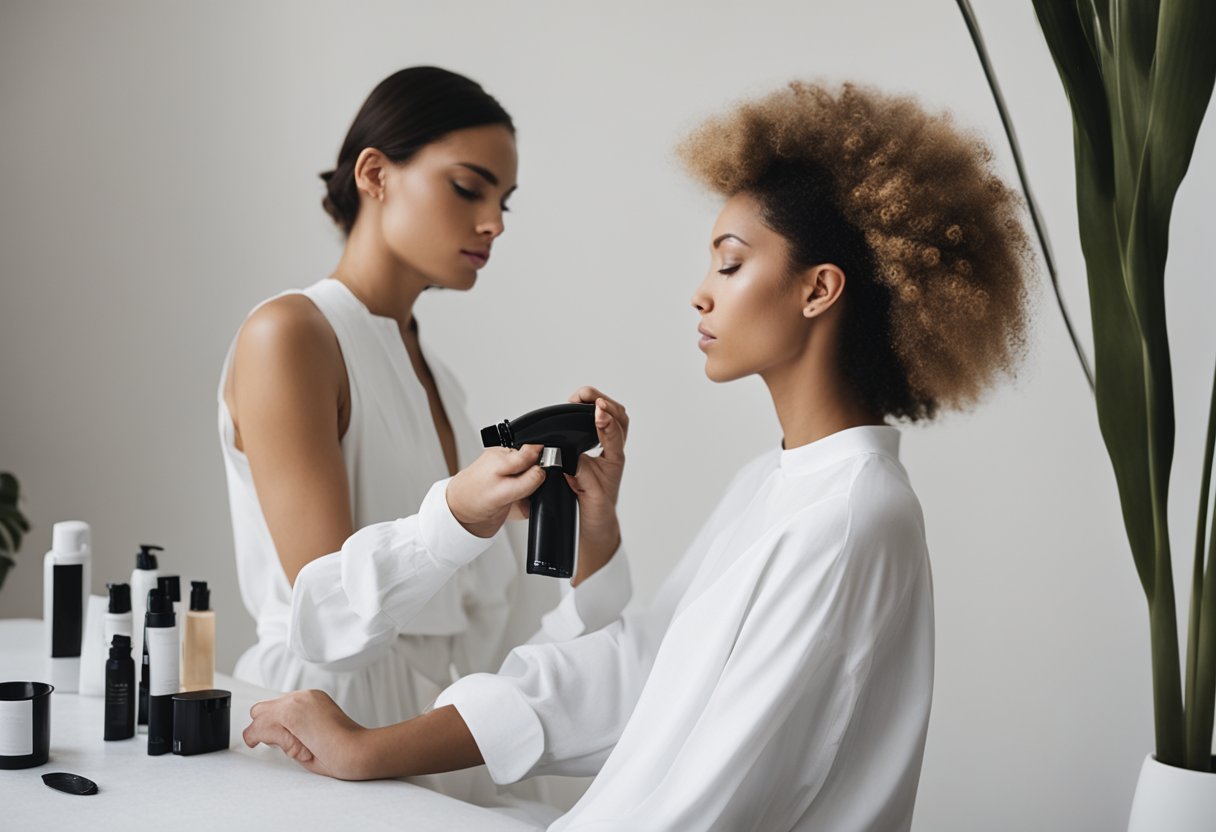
[446,444,546,539]
[564,387,628,585]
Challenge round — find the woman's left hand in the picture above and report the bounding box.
[243,689,371,780]
[565,386,628,585]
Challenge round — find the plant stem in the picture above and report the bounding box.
[1185,359,1216,769]
[954,0,1095,392]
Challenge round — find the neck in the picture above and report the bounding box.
[761,332,884,451]
[330,218,430,329]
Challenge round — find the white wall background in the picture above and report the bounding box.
[1,1,1213,828]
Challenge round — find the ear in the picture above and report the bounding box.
[353,148,389,202]
[799,263,846,319]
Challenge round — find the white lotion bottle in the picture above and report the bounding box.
[129,544,161,725]
[43,521,91,693]
[104,582,134,654]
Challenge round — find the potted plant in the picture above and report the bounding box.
[0,472,31,592]
[958,0,1216,826]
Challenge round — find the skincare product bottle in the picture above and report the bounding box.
[172,689,231,755]
[157,575,182,620]
[104,582,133,650]
[77,595,108,696]
[104,634,135,741]
[43,521,91,693]
[182,581,215,692]
[144,588,179,756]
[131,544,162,728]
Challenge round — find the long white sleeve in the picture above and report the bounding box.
[433,453,776,781]
[550,480,929,831]
[290,476,634,675]
[434,431,934,831]
[530,543,632,644]
[289,478,495,672]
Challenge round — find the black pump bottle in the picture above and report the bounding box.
[481,403,599,578]
[104,634,135,741]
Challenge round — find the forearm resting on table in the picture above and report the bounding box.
[363,705,484,779]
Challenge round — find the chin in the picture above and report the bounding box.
[703,360,733,384]
[431,271,478,292]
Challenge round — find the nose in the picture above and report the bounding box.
[691,276,712,313]
[477,206,505,240]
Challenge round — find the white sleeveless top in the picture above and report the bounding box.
[217,279,631,748]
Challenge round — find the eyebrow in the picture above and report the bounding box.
[456,162,518,200]
[713,233,750,248]
[458,163,500,186]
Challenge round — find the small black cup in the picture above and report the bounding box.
[0,681,54,769]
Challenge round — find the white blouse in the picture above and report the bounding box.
[217,278,632,742]
[433,425,935,831]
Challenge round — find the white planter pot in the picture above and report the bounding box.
[1127,753,1216,831]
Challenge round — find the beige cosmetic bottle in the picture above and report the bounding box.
[181,581,215,691]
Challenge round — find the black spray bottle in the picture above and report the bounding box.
[104,634,135,741]
[481,403,599,578]
[144,587,179,755]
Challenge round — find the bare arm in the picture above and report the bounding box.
[243,689,481,781]
[228,295,353,586]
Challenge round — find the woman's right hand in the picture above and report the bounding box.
[446,444,546,538]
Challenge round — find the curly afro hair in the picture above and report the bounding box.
[677,81,1034,422]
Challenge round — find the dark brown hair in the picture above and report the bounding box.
[321,66,514,235]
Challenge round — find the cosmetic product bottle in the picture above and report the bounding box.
[77,594,108,696]
[481,404,599,578]
[104,583,133,651]
[157,575,182,620]
[172,690,231,755]
[104,634,135,740]
[182,581,215,692]
[144,588,179,756]
[157,575,182,658]
[131,544,162,728]
[43,521,92,693]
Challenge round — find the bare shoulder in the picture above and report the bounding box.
[229,294,345,411]
[240,295,335,355]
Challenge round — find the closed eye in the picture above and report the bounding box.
[718,264,741,275]
[452,182,480,200]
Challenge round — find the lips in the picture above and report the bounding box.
[698,325,717,351]
[461,249,490,268]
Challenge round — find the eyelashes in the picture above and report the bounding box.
[452,181,512,213]
[717,264,741,275]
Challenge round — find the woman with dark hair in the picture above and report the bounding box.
[217,66,631,776]
[243,81,1033,830]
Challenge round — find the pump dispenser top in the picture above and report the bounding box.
[190,581,210,611]
[109,634,132,659]
[157,575,181,605]
[107,583,131,615]
[135,544,162,571]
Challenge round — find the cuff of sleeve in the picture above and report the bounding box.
[433,673,545,785]
[573,542,632,632]
[538,542,631,641]
[418,477,496,569]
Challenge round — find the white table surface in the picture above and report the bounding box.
[0,619,540,831]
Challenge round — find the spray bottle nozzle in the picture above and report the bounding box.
[480,403,599,579]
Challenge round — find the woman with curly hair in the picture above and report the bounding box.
[242,81,1033,831]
